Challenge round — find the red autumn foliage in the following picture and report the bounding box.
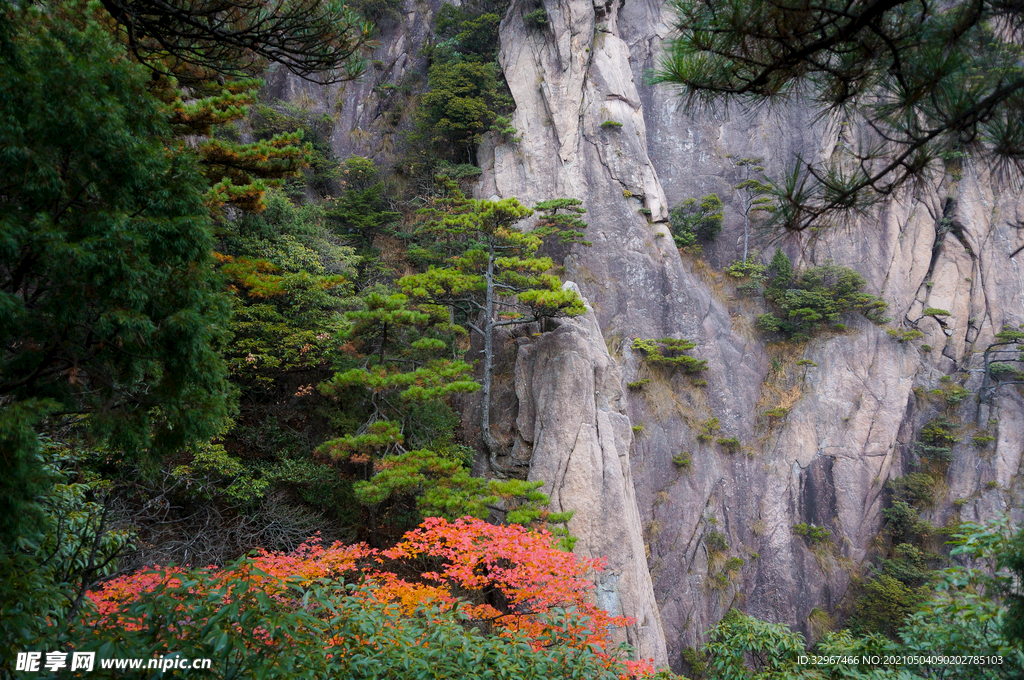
[87,517,655,676]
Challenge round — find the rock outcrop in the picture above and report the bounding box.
[515,285,668,664]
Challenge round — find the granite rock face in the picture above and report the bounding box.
[287,0,1024,671]
[478,0,1024,669]
[515,288,667,664]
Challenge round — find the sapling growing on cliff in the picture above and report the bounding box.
[400,179,589,473]
[733,158,773,261]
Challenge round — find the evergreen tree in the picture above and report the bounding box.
[317,292,559,543]
[669,194,723,249]
[732,158,773,260]
[97,0,373,83]
[154,75,314,214]
[654,0,1024,231]
[0,4,233,543]
[399,180,588,473]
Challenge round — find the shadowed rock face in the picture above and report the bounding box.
[282,0,1024,671]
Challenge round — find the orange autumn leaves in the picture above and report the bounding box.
[87,517,654,677]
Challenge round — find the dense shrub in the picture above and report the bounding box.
[669,194,723,248]
[757,257,887,339]
[78,518,653,679]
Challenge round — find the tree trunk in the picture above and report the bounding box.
[480,241,511,475]
[742,200,750,262]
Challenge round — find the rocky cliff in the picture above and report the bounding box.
[286,0,1024,670]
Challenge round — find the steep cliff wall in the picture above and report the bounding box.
[288,0,1024,670]
[479,0,1024,668]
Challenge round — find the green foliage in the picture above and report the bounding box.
[682,646,709,678]
[154,75,317,214]
[849,574,929,639]
[974,432,996,447]
[600,120,624,129]
[0,6,232,543]
[883,501,932,545]
[793,523,831,544]
[686,519,1024,677]
[222,191,357,395]
[922,307,951,317]
[669,194,724,248]
[632,337,708,373]
[418,3,511,164]
[705,530,729,554]
[767,248,792,286]
[385,183,587,482]
[724,257,767,280]
[673,451,692,470]
[434,4,504,62]
[307,286,492,539]
[702,610,818,680]
[199,107,311,213]
[758,262,888,339]
[716,437,741,453]
[490,114,520,142]
[995,325,1024,343]
[324,156,400,246]
[879,543,931,587]
[534,198,590,246]
[697,417,721,442]
[354,448,489,517]
[171,442,270,505]
[989,362,1024,381]
[627,379,651,390]
[1000,524,1024,649]
[71,573,632,680]
[893,518,1024,676]
[399,190,587,332]
[888,328,925,343]
[0,448,133,673]
[930,380,970,407]
[916,418,959,464]
[524,7,548,26]
[887,473,936,507]
[420,60,510,161]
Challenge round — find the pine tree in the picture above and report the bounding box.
[317,292,557,542]
[654,0,1024,231]
[399,180,589,473]
[97,0,373,84]
[154,75,312,214]
[732,158,773,261]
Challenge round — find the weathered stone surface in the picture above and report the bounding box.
[479,0,1024,670]
[516,290,668,665]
